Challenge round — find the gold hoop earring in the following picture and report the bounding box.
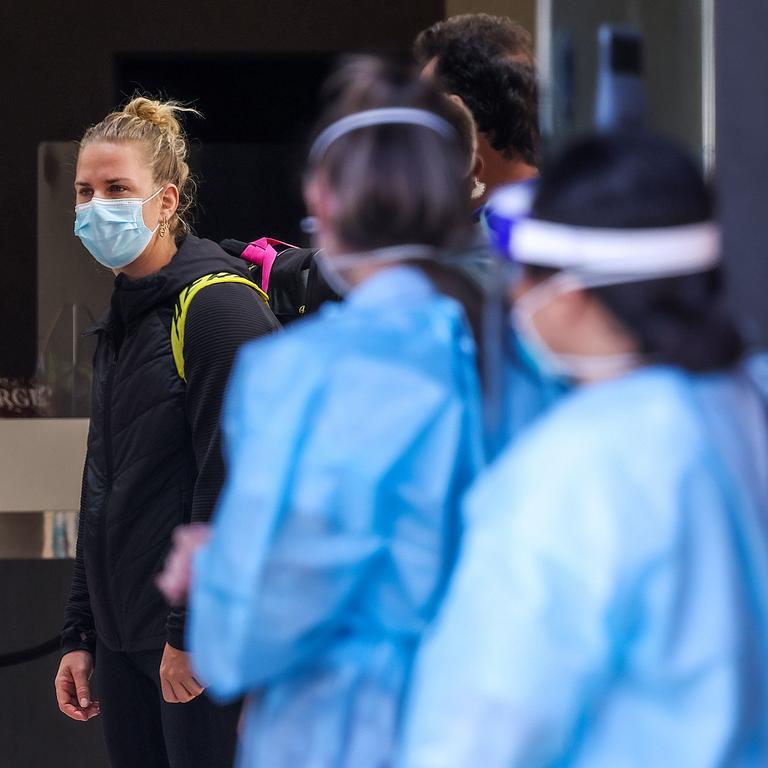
[158,218,168,238]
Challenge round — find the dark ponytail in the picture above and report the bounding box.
[594,271,743,372]
[307,56,486,367]
[531,132,744,372]
[307,56,473,252]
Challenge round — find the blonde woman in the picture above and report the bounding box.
[54,97,279,767]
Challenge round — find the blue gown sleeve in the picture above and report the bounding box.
[188,321,478,702]
[187,337,385,700]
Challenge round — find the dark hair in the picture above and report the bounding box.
[414,14,533,66]
[308,56,473,250]
[529,132,744,372]
[306,56,485,374]
[414,14,539,165]
[434,40,539,166]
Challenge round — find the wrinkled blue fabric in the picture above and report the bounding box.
[188,266,485,768]
[401,365,768,768]
[500,330,567,447]
[747,350,768,401]
[436,223,564,456]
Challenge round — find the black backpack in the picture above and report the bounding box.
[219,237,341,326]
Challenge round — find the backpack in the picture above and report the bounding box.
[170,238,341,381]
[220,237,341,326]
[170,272,270,381]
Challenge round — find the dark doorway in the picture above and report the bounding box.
[116,53,337,245]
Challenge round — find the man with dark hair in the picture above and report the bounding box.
[415,14,539,206]
[414,13,534,66]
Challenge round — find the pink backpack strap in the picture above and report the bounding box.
[241,237,297,294]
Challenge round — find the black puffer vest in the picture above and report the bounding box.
[82,235,253,652]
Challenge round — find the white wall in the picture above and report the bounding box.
[0,419,88,513]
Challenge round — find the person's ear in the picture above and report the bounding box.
[303,174,341,252]
[304,175,339,225]
[160,184,179,219]
[304,176,325,221]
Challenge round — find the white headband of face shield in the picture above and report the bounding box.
[510,219,721,278]
[315,244,437,296]
[309,107,457,165]
[509,219,721,381]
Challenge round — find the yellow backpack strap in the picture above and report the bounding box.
[171,272,269,381]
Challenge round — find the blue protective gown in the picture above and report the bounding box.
[500,331,566,448]
[401,365,768,768]
[437,230,564,457]
[188,266,485,768]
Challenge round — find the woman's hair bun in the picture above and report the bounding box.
[79,94,202,239]
[121,96,197,139]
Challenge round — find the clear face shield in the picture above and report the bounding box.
[511,270,643,381]
[504,214,722,381]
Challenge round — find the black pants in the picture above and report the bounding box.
[95,640,240,768]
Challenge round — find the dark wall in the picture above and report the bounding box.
[0,560,109,767]
[1,0,444,377]
[716,0,768,345]
[115,53,338,245]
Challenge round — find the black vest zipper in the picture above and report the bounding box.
[97,344,120,647]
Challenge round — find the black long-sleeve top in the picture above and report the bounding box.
[167,282,280,647]
[62,236,279,656]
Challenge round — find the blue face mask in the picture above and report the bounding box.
[74,186,164,269]
[511,272,641,384]
[512,319,568,384]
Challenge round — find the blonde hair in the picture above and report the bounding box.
[79,96,201,238]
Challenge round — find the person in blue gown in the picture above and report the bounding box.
[400,132,768,767]
[182,58,487,767]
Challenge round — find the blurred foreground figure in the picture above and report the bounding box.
[186,58,485,767]
[401,133,768,768]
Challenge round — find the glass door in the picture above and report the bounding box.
[537,0,715,168]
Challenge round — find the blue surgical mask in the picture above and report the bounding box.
[74,186,164,269]
[512,272,641,383]
[512,318,569,384]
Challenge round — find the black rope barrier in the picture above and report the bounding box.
[0,636,60,668]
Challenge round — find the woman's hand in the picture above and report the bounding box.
[156,523,211,605]
[55,650,100,721]
[159,643,205,703]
